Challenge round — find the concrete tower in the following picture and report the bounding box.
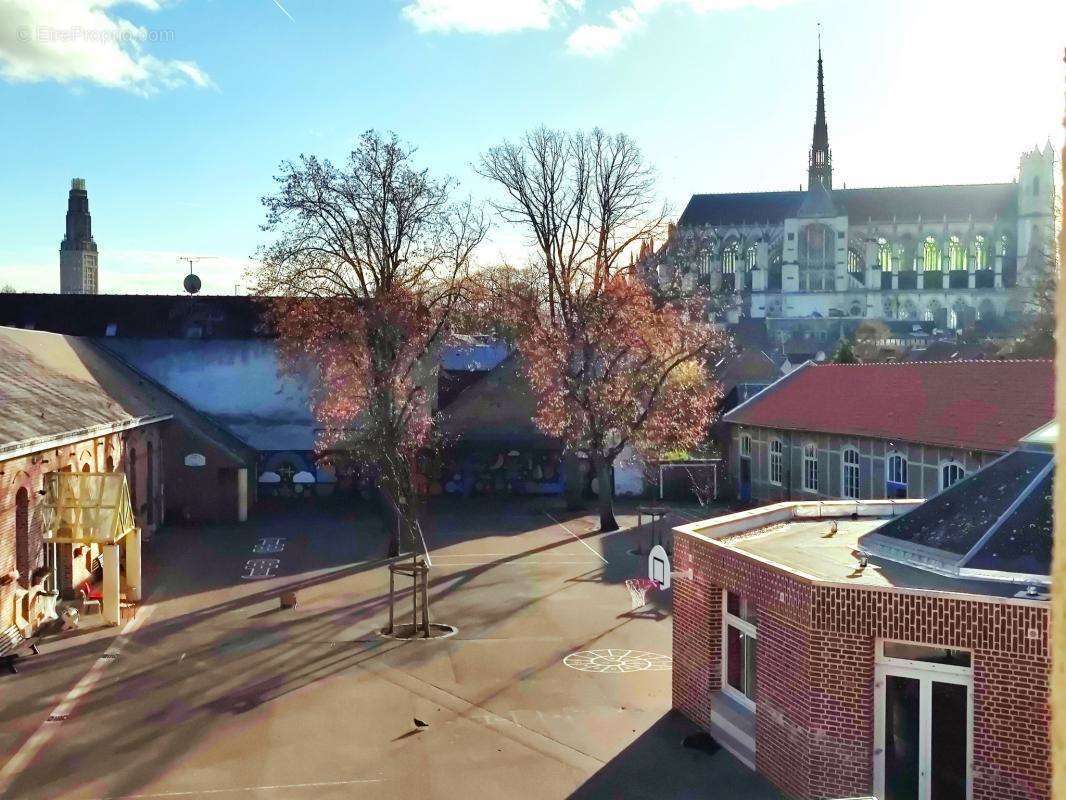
[59,178,99,294]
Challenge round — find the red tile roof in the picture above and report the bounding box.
[723,360,1054,453]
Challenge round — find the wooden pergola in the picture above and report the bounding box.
[39,473,142,626]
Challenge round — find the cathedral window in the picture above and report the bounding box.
[847,249,862,273]
[877,238,892,272]
[722,244,738,274]
[972,235,989,270]
[922,236,941,271]
[798,224,834,291]
[745,245,758,272]
[948,235,966,270]
[997,234,1010,257]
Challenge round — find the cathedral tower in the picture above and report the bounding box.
[808,40,832,191]
[59,178,99,294]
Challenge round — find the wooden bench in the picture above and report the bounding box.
[0,625,39,674]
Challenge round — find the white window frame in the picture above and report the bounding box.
[940,460,966,492]
[721,590,758,712]
[886,452,908,498]
[802,443,818,493]
[739,433,751,457]
[842,447,860,499]
[769,439,783,486]
[873,639,974,800]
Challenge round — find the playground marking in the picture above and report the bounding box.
[543,512,608,565]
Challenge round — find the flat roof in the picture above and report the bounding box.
[675,501,1046,602]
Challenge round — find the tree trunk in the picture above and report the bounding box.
[563,451,585,511]
[595,455,618,532]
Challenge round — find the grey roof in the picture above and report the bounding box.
[0,326,166,451]
[0,327,253,466]
[679,183,1017,227]
[861,447,1054,583]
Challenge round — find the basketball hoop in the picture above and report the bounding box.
[625,577,660,610]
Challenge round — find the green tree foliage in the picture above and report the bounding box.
[832,338,858,363]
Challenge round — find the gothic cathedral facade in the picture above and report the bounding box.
[653,47,1056,339]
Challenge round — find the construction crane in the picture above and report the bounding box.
[178,256,217,294]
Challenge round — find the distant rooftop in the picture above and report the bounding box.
[678,183,1017,227]
[0,293,268,339]
[724,359,1054,453]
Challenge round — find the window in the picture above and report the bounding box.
[15,487,29,587]
[948,235,966,271]
[842,448,860,499]
[922,236,941,271]
[146,441,155,525]
[723,591,758,708]
[739,434,751,457]
[886,454,908,499]
[941,461,966,491]
[745,245,758,272]
[798,224,834,291]
[972,235,989,270]
[877,238,892,272]
[701,250,713,276]
[769,439,783,485]
[802,443,819,493]
[721,244,738,274]
[847,249,862,274]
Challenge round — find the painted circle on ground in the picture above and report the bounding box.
[563,649,672,673]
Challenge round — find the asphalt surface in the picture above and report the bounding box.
[0,496,783,800]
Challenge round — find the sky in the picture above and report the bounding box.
[0,0,1063,295]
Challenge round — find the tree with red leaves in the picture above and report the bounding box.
[251,131,485,556]
[479,128,726,530]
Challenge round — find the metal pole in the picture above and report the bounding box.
[387,567,395,634]
[420,566,430,638]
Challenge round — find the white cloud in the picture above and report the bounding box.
[0,0,212,94]
[567,0,797,57]
[402,0,582,35]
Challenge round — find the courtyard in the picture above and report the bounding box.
[0,498,781,800]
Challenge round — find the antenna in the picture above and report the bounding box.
[179,255,217,274]
[179,255,216,295]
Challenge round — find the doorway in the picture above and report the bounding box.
[874,641,972,800]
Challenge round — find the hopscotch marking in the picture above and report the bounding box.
[241,559,280,580]
[252,538,286,554]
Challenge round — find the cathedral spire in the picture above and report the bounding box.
[808,29,832,191]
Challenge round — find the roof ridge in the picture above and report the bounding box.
[812,359,1051,366]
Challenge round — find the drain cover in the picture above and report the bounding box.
[46,714,69,722]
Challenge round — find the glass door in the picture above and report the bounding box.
[874,643,972,800]
[883,674,921,800]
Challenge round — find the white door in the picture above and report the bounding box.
[873,646,972,800]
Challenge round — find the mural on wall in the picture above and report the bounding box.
[440,449,564,497]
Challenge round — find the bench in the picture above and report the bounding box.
[0,625,39,674]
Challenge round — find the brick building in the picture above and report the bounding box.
[1,326,255,633]
[723,359,1053,503]
[671,423,1053,800]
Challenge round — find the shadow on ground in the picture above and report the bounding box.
[568,711,784,800]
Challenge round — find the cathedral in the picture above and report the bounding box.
[652,46,1057,343]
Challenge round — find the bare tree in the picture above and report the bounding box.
[478,128,726,530]
[250,131,486,558]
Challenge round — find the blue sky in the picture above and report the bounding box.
[0,0,1063,294]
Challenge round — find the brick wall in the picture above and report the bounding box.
[1,423,163,628]
[672,534,721,728]
[673,532,1051,800]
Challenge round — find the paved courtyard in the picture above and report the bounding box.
[0,498,782,800]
